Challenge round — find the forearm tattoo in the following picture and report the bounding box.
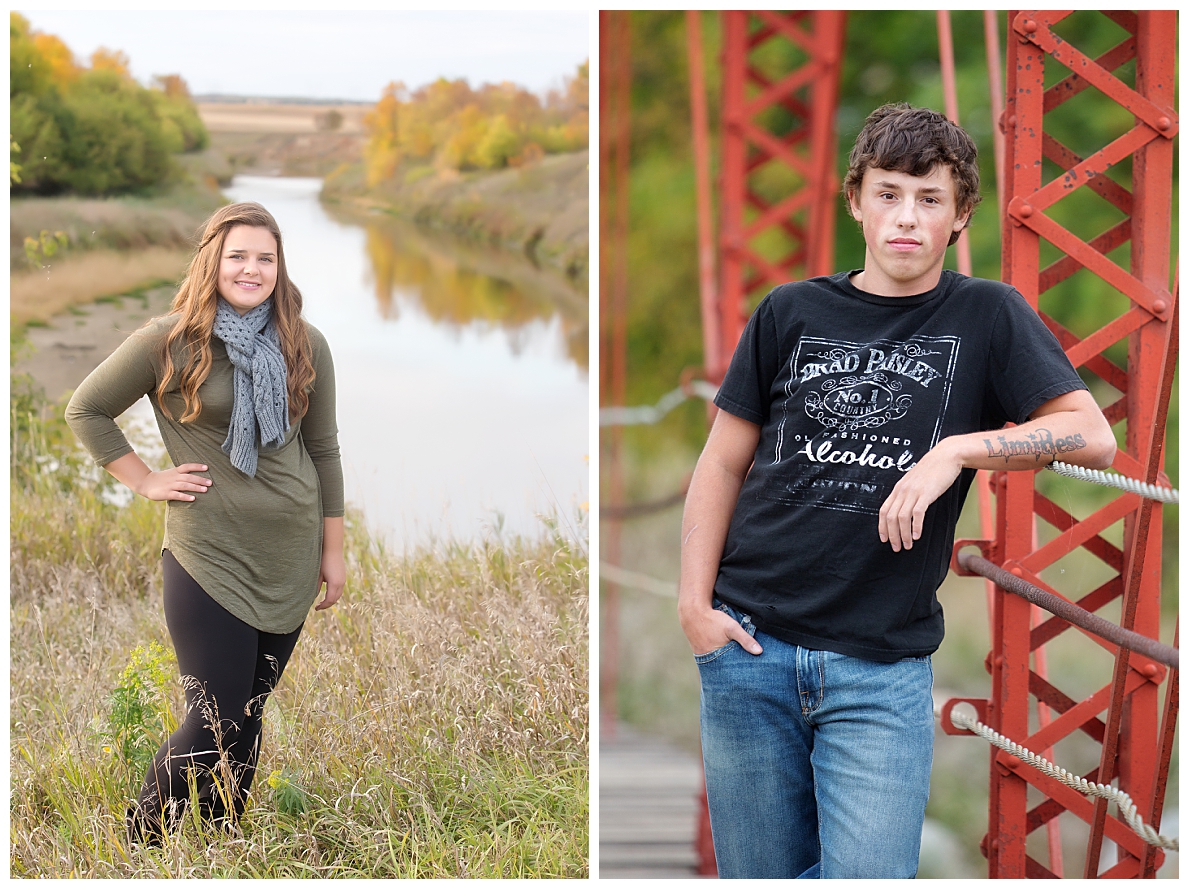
[982,427,1086,464]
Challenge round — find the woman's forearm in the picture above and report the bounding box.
[314,515,347,611]
[323,515,344,556]
[103,451,154,494]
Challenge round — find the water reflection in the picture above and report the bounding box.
[223,175,588,550]
[341,209,588,369]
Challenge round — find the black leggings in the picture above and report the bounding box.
[130,550,303,839]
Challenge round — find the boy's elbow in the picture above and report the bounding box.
[1089,436,1116,470]
[1083,419,1117,470]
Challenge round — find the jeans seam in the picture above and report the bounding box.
[796,647,807,715]
[815,781,825,878]
[815,651,825,715]
[799,648,825,718]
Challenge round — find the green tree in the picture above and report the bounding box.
[10,19,209,195]
[150,78,209,153]
[9,92,66,191]
[56,69,173,193]
[474,114,521,169]
[10,134,21,184]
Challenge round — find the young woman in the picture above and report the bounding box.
[65,202,345,842]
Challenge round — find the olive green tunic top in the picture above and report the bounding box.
[65,315,344,634]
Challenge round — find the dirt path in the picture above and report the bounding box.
[13,285,176,405]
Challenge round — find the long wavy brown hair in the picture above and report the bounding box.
[158,202,315,423]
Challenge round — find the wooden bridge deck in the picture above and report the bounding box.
[599,723,706,879]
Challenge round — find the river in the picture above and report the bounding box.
[211,175,589,549]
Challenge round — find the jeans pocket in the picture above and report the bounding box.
[694,600,757,665]
[694,640,738,665]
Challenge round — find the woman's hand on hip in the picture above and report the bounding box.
[135,462,213,502]
[104,453,211,501]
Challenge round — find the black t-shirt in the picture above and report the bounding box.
[713,270,1087,662]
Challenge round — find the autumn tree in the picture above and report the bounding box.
[363,81,404,186]
[10,16,208,195]
[360,60,590,184]
[90,47,131,78]
[10,13,54,98]
[33,32,77,87]
[152,74,190,100]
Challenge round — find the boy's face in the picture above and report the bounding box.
[847,165,970,296]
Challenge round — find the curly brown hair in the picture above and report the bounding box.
[843,103,981,246]
[157,202,316,423]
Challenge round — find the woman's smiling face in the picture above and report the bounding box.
[217,225,279,315]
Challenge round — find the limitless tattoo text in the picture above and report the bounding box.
[982,428,1086,463]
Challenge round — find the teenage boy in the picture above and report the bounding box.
[678,103,1116,879]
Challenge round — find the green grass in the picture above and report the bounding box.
[11,400,589,878]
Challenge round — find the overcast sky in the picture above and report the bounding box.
[17,10,590,101]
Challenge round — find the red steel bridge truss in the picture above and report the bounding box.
[945,11,1178,878]
[652,8,1178,878]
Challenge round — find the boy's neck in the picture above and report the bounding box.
[849,258,946,297]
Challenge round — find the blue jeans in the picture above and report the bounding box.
[696,601,934,879]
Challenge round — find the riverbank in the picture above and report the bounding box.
[9,160,224,333]
[11,102,588,332]
[11,256,183,335]
[9,100,363,332]
[320,150,589,285]
[12,201,592,408]
[12,284,177,405]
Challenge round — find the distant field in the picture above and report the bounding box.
[195,103,367,177]
[198,102,368,135]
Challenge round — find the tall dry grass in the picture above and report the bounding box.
[10,196,206,264]
[11,248,190,328]
[9,166,225,328]
[10,402,589,877]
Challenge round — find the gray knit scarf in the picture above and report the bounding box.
[212,297,289,477]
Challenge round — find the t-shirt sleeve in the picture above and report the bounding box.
[64,326,162,466]
[302,327,345,518]
[713,294,782,425]
[985,288,1088,426]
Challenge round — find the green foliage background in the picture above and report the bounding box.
[10,13,209,196]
